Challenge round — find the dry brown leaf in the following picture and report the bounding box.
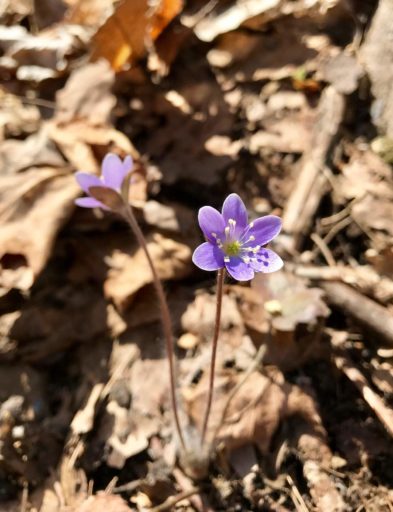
[8,290,108,361]
[55,60,116,125]
[91,0,183,71]
[337,148,393,240]
[0,168,79,290]
[66,0,116,26]
[106,402,158,467]
[1,24,88,81]
[248,116,312,154]
[104,233,192,311]
[48,120,136,174]
[130,359,169,416]
[186,368,324,455]
[76,493,131,512]
[0,126,66,175]
[0,88,40,141]
[231,271,329,370]
[181,290,244,348]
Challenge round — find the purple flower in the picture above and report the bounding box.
[75,153,133,209]
[192,194,283,281]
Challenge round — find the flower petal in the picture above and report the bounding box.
[102,153,132,190]
[250,248,283,273]
[246,215,282,246]
[192,242,224,271]
[222,193,248,230]
[75,196,105,209]
[75,172,103,194]
[225,257,254,281]
[198,206,225,242]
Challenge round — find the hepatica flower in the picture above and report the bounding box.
[193,194,283,281]
[75,153,133,209]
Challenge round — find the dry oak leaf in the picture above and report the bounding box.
[91,0,183,71]
[104,233,192,310]
[186,369,324,455]
[0,168,79,290]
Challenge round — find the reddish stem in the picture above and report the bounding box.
[122,203,186,452]
[201,268,225,447]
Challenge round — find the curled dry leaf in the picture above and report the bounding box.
[91,0,183,70]
[0,168,80,290]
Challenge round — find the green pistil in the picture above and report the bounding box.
[224,241,241,256]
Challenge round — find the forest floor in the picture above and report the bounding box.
[0,0,393,510]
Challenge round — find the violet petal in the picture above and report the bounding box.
[75,196,105,209]
[222,193,248,230]
[198,206,225,242]
[250,248,283,273]
[75,172,103,194]
[102,153,131,190]
[246,215,282,246]
[225,257,254,281]
[192,242,224,271]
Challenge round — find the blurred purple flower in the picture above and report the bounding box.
[192,193,283,281]
[75,153,133,209]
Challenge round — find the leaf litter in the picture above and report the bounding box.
[0,0,393,510]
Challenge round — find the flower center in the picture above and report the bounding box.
[224,241,241,256]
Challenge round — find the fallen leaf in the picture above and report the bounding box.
[231,271,329,370]
[55,60,116,124]
[91,0,183,71]
[0,168,79,290]
[186,367,324,456]
[76,493,131,512]
[0,126,66,175]
[104,233,192,311]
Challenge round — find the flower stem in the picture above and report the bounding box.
[201,268,225,447]
[122,202,186,452]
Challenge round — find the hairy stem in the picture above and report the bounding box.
[122,202,186,452]
[201,268,225,447]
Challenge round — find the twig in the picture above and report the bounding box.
[282,86,345,250]
[321,281,393,346]
[310,233,336,267]
[332,335,393,437]
[150,487,200,512]
[286,474,309,512]
[201,268,225,446]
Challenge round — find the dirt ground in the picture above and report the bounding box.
[0,0,393,510]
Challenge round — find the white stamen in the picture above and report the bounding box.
[248,235,255,241]
[224,256,230,263]
[249,221,254,228]
[242,256,250,263]
[228,218,236,226]
[211,232,217,238]
[225,226,230,236]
